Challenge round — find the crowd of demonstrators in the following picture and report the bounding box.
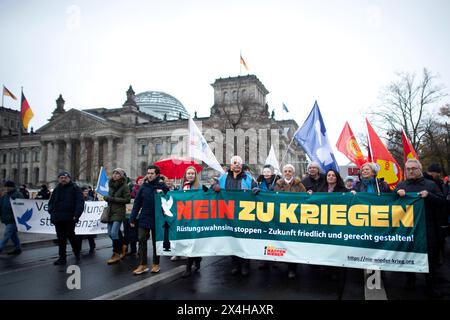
[76,187,96,255]
[213,155,257,277]
[396,159,446,298]
[130,165,169,275]
[0,181,23,255]
[48,171,84,265]
[104,168,131,265]
[274,164,306,279]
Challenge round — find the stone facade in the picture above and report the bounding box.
[0,75,307,187]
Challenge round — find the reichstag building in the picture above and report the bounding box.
[0,75,306,187]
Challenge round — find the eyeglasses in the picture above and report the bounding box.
[406,167,420,172]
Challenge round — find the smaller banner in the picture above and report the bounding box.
[11,199,108,235]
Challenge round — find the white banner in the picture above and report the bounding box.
[10,199,108,235]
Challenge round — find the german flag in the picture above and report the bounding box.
[21,92,34,130]
[3,86,17,100]
[240,54,248,71]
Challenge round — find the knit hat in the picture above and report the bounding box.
[427,163,442,173]
[58,171,71,178]
[135,175,144,183]
[112,168,126,178]
[4,180,15,188]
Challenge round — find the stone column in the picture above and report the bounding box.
[107,136,114,173]
[46,142,54,182]
[6,149,12,180]
[39,142,47,184]
[162,137,168,158]
[79,137,87,181]
[92,137,99,179]
[65,139,72,173]
[54,141,61,173]
[27,148,33,184]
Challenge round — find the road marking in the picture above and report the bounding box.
[92,265,186,300]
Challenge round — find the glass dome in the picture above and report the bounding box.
[135,91,189,120]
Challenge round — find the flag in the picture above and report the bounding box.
[188,117,225,174]
[264,145,281,175]
[95,166,109,196]
[240,54,248,71]
[401,128,419,164]
[282,103,289,113]
[366,119,402,189]
[3,86,17,100]
[336,121,366,168]
[21,92,34,130]
[294,101,339,172]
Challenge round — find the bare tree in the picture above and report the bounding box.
[368,68,447,151]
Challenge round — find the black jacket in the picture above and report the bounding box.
[0,189,23,224]
[130,177,169,230]
[301,174,326,192]
[48,181,85,223]
[396,177,445,262]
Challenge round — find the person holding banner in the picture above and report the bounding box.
[104,168,131,265]
[214,155,257,277]
[48,171,84,265]
[256,165,280,192]
[0,181,23,255]
[181,166,208,278]
[352,162,390,194]
[301,162,326,194]
[274,164,306,279]
[396,159,446,298]
[76,187,97,254]
[130,165,169,275]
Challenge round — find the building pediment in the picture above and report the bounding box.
[37,109,112,134]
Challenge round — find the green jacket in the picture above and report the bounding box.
[104,178,131,222]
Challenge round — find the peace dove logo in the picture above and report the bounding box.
[161,196,174,217]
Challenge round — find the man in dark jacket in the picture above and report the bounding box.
[396,159,445,298]
[301,161,326,193]
[0,181,23,255]
[130,165,169,275]
[36,184,51,200]
[48,171,84,265]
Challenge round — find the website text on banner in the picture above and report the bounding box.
[11,199,109,235]
[155,190,428,273]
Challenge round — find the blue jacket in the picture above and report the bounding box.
[48,181,85,223]
[0,189,23,224]
[130,177,169,229]
[218,171,255,190]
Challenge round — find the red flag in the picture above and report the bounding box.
[21,92,34,130]
[401,129,419,164]
[366,119,402,189]
[336,121,366,168]
[3,86,17,100]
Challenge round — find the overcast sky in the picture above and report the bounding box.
[1,0,449,164]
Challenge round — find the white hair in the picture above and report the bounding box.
[230,155,243,165]
[405,158,422,170]
[283,164,295,172]
[307,161,322,173]
[361,162,380,175]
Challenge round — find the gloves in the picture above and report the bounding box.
[252,187,261,195]
[213,184,221,193]
[202,185,209,192]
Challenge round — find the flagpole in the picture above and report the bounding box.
[239,51,242,76]
[18,87,23,185]
[365,119,380,194]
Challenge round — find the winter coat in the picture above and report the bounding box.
[48,181,84,223]
[318,183,348,193]
[301,174,326,192]
[36,187,51,199]
[423,172,449,226]
[352,178,391,193]
[257,175,280,191]
[396,177,445,264]
[0,189,23,224]
[275,178,306,193]
[218,171,256,190]
[103,178,131,223]
[130,177,169,229]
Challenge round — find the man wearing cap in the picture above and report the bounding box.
[48,171,84,265]
[0,181,24,255]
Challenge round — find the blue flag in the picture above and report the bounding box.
[96,166,109,196]
[294,101,339,172]
[282,103,289,113]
